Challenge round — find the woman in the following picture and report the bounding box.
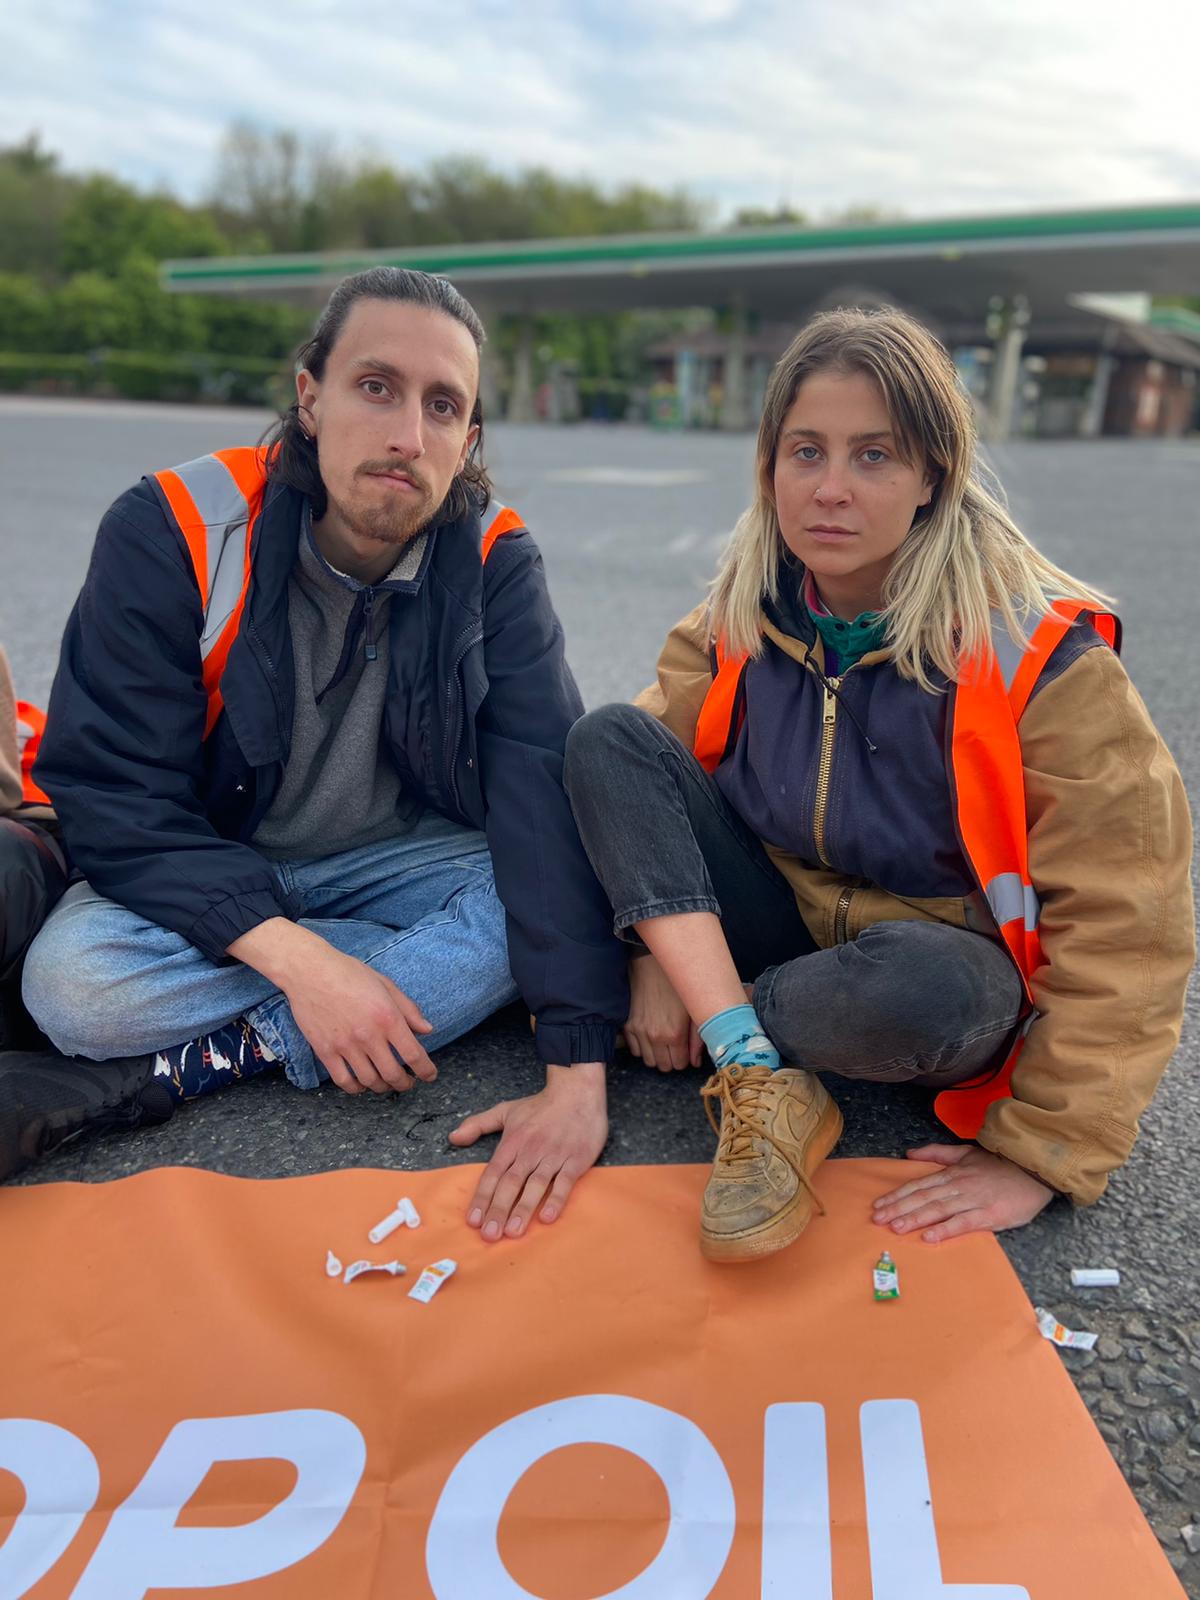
[563,308,1193,1264]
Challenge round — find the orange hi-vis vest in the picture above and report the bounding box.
[151,448,525,741]
[14,700,49,804]
[693,600,1121,1139]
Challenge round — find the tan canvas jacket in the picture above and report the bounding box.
[636,602,1195,1205]
[0,646,24,816]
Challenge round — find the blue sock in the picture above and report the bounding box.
[152,1020,278,1102]
[698,1003,781,1072]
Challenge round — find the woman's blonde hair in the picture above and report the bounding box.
[708,306,1113,690]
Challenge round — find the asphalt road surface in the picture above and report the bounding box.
[3,396,1198,1586]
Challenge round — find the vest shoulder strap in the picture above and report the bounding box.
[14,699,49,805]
[936,597,1121,1139]
[480,499,526,564]
[983,599,1120,721]
[151,447,272,739]
[693,633,750,773]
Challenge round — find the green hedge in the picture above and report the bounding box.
[576,377,630,421]
[0,350,290,406]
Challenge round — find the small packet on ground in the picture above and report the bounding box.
[409,1259,457,1303]
[344,1259,407,1285]
[1035,1306,1098,1350]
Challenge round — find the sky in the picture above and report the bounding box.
[4,0,1200,224]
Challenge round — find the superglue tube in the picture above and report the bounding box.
[369,1202,408,1244]
[409,1259,457,1303]
[873,1251,900,1301]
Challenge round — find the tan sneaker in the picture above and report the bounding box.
[698,1064,842,1263]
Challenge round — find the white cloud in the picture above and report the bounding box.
[1,0,1198,219]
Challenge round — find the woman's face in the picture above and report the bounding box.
[772,368,934,614]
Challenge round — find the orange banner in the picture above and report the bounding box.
[0,1159,1181,1598]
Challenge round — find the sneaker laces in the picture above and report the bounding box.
[700,1064,826,1215]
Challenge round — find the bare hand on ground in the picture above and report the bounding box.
[871,1144,1053,1242]
[624,954,702,1070]
[451,1063,608,1240]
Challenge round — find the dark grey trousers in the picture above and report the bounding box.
[563,703,1023,1087]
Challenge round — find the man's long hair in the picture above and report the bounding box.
[264,266,493,523]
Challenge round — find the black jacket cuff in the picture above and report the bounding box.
[533,1019,616,1067]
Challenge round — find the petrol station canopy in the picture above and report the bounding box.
[162,201,1200,340]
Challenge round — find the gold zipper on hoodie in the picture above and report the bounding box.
[812,677,840,867]
[833,884,855,944]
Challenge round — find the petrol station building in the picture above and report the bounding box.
[164,203,1200,438]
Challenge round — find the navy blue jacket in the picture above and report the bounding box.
[717,587,1106,905]
[36,467,627,1065]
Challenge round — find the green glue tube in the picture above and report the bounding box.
[873,1250,900,1301]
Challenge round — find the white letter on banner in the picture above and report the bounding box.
[426,1394,735,1598]
[860,1401,1029,1600]
[73,1409,365,1598]
[0,1419,99,1595]
[760,1404,832,1598]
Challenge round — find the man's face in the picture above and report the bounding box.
[296,298,480,567]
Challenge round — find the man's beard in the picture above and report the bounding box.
[334,461,438,547]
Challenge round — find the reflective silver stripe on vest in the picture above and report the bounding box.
[985,871,1040,932]
[989,613,1031,694]
[480,497,509,535]
[168,454,252,656]
[15,718,35,742]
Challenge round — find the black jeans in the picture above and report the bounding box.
[0,815,68,1050]
[563,704,1023,1087]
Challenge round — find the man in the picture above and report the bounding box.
[5,268,626,1243]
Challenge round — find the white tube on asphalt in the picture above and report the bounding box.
[1070,1267,1120,1287]
[1035,1306,1098,1350]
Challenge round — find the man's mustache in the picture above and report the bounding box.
[356,459,431,494]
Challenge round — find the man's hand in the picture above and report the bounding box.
[625,954,701,1071]
[871,1143,1054,1243]
[228,918,435,1095]
[450,1062,608,1240]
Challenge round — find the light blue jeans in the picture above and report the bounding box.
[22,814,520,1088]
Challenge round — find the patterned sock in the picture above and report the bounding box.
[698,1003,781,1072]
[152,1019,278,1102]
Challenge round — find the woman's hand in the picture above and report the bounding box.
[624,954,701,1071]
[872,1143,1054,1242]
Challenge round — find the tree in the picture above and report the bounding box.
[61,175,229,277]
[731,205,807,229]
[0,274,52,351]
[0,135,76,276]
[211,124,308,253]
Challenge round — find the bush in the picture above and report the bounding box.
[576,378,630,421]
[0,352,92,393]
[0,349,289,406]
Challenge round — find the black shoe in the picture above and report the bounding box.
[0,1050,175,1181]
